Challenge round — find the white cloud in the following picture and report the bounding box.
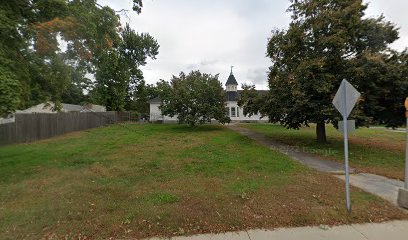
[98,0,408,90]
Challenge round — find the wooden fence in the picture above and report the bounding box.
[0,112,119,146]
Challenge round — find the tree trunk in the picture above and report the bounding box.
[316,121,327,143]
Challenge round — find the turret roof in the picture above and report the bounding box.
[225,73,238,86]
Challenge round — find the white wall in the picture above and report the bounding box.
[149,103,178,122]
[149,101,268,123]
[226,101,267,122]
[226,85,237,91]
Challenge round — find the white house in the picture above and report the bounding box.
[149,70,269,123]
[0,102,106,124]
[15,102,107,113]
[149,97,178,122]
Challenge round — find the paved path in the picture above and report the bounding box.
[228,125,353,174]
[227,125,405,207]
[335,173,404,205]
[149,220,408,240]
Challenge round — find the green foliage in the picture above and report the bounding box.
[92,24,159,111]
[350,50,408,127]
[132,0,143,14]
[0,1,33,114]
[264,0,404,141]
[0,0,156,113]
[0,70,21,117]
[126,83,159,114]
[238,84,266,117]
[93,50,130,111]
[157,71,230,126]
[61,66,91,104]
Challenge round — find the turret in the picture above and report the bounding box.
[225,67,238,92]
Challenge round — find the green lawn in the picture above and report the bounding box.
[0,124,406,239]
[243,124,406,179]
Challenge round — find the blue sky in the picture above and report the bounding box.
[99,0,408,89]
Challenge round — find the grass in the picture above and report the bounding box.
[0,124,406,239]
[243,124,406,179]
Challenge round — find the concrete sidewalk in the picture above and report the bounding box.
[150,220,408,240]
[335,173,404,206]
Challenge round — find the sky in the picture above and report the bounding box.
[99,0,408,89]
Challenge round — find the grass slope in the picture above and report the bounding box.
[0,124,406,239]
[243,124,405,179]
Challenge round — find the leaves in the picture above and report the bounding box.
[157,71,230,126]
[264,0,405,140]
[0,70,21,117]
[91,23,159,111]
[0,0,156,115]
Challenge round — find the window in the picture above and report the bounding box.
[225,107,230,116]
[237,107,240,117]
[231,107,236,117]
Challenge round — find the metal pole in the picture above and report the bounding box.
[343,82,351,212]
[405,115,408,189]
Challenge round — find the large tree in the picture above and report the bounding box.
[157,71,230,126]
[125,83,159,114]
[264,0,403,142]
[92,24,159,111]
[350,50,408,128]
[0,0,154,115]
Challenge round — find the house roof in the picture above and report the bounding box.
[81,104,106,112]
[225,91,239,101]
[17,102,106,113]
[226,90,268,102]
[62,103,83,112]
[225,73,238,86]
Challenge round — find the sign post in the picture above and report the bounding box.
[398,98,408,209]
[405,98,408,190]
[332,80,361,213]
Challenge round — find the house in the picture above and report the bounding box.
[81,103,107,113]
[16,102,106,113]
[149,70,269,123]
[149,97,178,122]
[0,102,106,124]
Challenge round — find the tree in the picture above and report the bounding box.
[265,0,401,143]
[0,0,153,115]
[350,50,408,128]
[125,83,159,114]
[61,66,91,105]
[0,0,33,115]
[238,84,267,117]
[157,71,230,126]
[92,24,159,110]
[0,70,21,117]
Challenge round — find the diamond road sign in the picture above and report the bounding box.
[332,80,361,118]
[332,79,361,213]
